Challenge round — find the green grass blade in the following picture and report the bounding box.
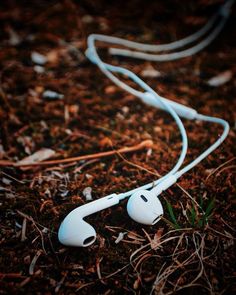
[166,201,180,229]
[205,199,215,217]
[203,198,215,225]
[190,205,196,227]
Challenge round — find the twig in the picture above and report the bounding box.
[176,183,204,214]
[96,257,106,285]
[206,157,236,180]
[1,171,26,184]
[220,217,236,232]
[0,273,26,279]
[208,226,236,239]
[21,218,27,242]
[73,159,99,173]
[55,271,68,293]
[73,263,130,292]
[0,87,12,112]
[16,210,48,253]
[29,250,43,275]
[216,165,236,176]
[174,233,205,292]
[0,140,153,167]
[116,150,160,177]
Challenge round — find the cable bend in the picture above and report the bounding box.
[175,114,230,178]
[87,34,188,189]
[86,0,232,197]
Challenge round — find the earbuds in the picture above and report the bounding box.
[58,1,232,247]
[58,188,163,247]
[58,194,119,247]
[126,175,176,225]
[58,175,177,246]
[127,189,163,225]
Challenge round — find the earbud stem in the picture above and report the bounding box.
[76,194,120,218]
[58,193,120,247]
[151,174,177,195]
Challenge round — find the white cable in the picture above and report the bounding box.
[108,16,227,61]
[108,0,234,60]
[87,13,217,54]
[175,114,230,178]
[86,0,232,199]
[119,113,230,200]
[87,36,188,190]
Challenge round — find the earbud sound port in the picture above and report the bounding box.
[152,214,163,224]
[83,236,96,246]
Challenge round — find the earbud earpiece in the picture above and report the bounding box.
[58,215,96,247]
[58,194,119,247]
[127,189,163,225]
[127,175,177,224]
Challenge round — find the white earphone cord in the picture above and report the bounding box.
[86,0,232,199]
[87,38,188,191]
[57,0,233,248]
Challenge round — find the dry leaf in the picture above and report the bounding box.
[16,148,56,165]
[207,70,232,87]
[115,232,126,244]
[31,52,47,65]
[43,90,64,100]
[82,187,93,201]
[141,65,161,78]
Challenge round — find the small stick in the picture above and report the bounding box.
[0,140,153,168]
[29,250,43,275]
[0,273,26,279]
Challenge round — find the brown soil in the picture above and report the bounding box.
[0,1,235,294]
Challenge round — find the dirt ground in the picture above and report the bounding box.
[0,1,235,294]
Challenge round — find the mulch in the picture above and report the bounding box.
[0,1,235,294]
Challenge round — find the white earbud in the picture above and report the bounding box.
[58,194,119,247]
[58,176,177,247]
[127,189,163,225]
[127,175,176,224]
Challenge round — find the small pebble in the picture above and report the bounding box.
[31,51,47,65]
[85,174,93,180]
[207,70,232,87]
[122,106,129,114]
[42,90,64,100]
[115,232,126,244]
[141,67,161,78]
[34,65,45,74]
[83,187,93,201]
[81,15,94,24]
[105,85,117,94]
[8,27,21,46]
[2,177,12,185]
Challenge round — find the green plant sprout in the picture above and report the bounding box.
[165,197,215,229]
